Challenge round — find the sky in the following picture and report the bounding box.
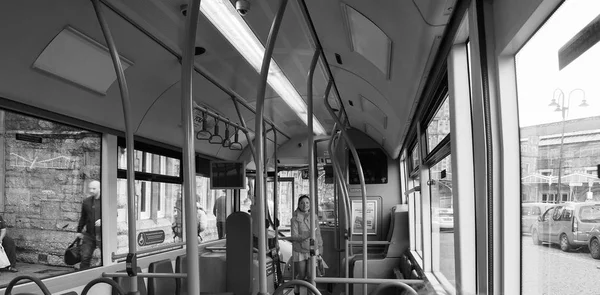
[516,0,600,127]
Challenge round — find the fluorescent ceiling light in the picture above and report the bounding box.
[200,0,326,135]
[33,26,133,95]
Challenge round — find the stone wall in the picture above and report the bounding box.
[2,112,101,266]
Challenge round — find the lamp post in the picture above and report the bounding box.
[548,88,588,203]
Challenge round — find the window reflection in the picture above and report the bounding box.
[408,176,422,258]
[196,176,231,241]
[430,156,454,286]
[426,98,450,153]
[116,179,180,253]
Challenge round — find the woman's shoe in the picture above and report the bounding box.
[6,266,18,272]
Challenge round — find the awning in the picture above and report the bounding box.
[521,173,553,184]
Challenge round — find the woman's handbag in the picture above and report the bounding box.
[64,237,81,265]
[0,245,11,268]
[316,255,329,277]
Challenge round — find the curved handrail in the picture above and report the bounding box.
[5,275,52,295]
[231,98,257,162]
[254,0,289,293]
[328,131,351,238]
[328,130,349,241]
[307,48,320,285]
[328,129,352,295]
[81,278,126,295]
[369,281,418,295]
[324,79,369,295]
[273,280,322,295]
[90,0,138,292]
[180,1,202,295]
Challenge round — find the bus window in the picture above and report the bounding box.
[0,109,102,286]
[516,1,600,293]
[430,155,454,286]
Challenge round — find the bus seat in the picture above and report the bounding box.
[148,259,176,295]
[226,212,253,295]
[176,255,194,295]
[345,205,409,295]
[112,267,147,295]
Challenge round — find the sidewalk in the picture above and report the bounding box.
[0,262,73,287]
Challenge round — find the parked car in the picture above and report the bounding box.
[432,207,454,231]
[588,228,600,259]
[521,202,553,233]
[532,202,600,252]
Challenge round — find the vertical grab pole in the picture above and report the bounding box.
[324,81,368,295]
[181,1,201,295]
[255,1,288,293]
[273,126,279,236]
[327,131,350,295]
[307,48,320,286]
[89,1,138,293]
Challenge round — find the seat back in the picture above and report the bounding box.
[148,259,176,295]
[113,267,147,295]
[385,205,409,258]
[175,255,187,295]
[382,206,397,254]
[226,212,253,295]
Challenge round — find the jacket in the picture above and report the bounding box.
[291,209,323,254]
[77,196,101,238]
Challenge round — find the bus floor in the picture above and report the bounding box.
[0,261,73,288]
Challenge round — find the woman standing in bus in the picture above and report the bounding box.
[289,195,323,289]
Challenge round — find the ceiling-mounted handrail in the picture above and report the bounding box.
[296,0,350,127]
[324,79,368,295]
[97,0,291,141]
[90,0,139,293]
[254,0,289,293]
[194,103,250,134]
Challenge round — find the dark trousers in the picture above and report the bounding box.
[217,221,225,239]
[2,236,16,267]
[80,234,99,269]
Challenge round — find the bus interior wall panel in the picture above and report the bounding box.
[345,129,402,245]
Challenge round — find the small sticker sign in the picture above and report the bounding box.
[137,230,165,247]
[16,133,42,143]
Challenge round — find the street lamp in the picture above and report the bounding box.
[548,88,588,203]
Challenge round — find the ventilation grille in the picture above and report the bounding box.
[33,26,133,95]
[360,95,387,129]
[344,5,392,78]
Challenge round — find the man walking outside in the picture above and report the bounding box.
[213,191,227,239]
[76,180,101,270]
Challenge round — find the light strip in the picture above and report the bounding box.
[200,0,326,135]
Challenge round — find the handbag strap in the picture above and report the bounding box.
[69,237,81,248]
